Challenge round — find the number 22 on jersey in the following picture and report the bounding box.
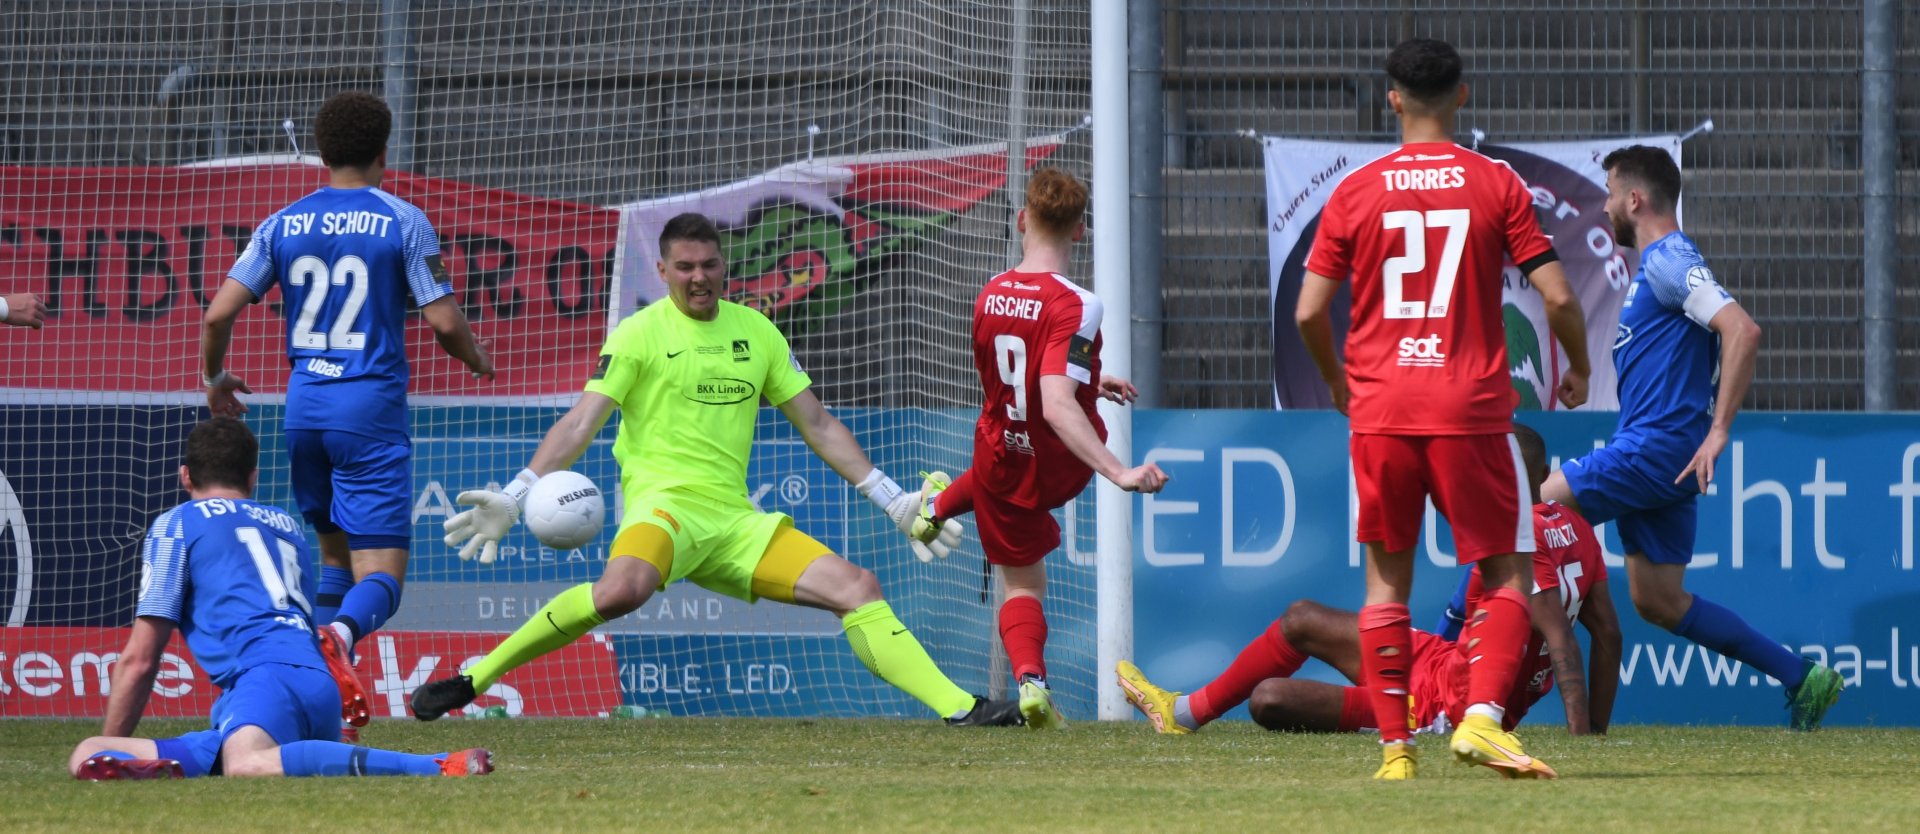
[1381,208,1470,319]
[287,255,370,351]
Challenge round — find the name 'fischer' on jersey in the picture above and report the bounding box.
[281,210,395,237]
[982,294,1044,320]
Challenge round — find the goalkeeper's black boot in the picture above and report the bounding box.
[410,674,478,721]
[945,695,1026,727]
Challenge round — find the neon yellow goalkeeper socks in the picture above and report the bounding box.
[467,582,606,692]
[842,601,976,718]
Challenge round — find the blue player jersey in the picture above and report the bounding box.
[1610,230,1736,463]
[227,186,451,438]
[137,497,325,689]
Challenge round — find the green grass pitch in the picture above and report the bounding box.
[3,718,1916,832]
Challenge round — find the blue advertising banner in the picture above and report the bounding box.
[1133,410,1920,727]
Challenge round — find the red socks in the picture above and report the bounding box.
[998,595,1048,681]
[931,469,976,519]
[1337,685,1376,732]
[1190,614,1309,724]
[1461,586,1531,716]
[1357,603,1414,744]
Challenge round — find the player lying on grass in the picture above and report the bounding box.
[1119,425,1623,757]
[918,168,1169,730]
[412,212,1023,727]
[69,418,490,780]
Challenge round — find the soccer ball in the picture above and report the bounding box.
[522,470,605,550]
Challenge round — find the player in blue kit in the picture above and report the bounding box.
[199,91,494,729]
[68,418,490,780]
[1540,145,1843,730]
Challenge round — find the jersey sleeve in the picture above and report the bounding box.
[395,202,452,308]
[1497,162,1555,267]
[226,213,282,300]
[582,317,644,405]
[1303,184,1354,279]
[135,508,189,623]
[758,315,813,406]
[1434,569,1473,640]
[1035,290,1101,385]
[1644,244,1736,329]
[1530,548,1563,596]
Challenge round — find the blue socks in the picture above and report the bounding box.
[333,571,403,645]
[279,741,443,777]
[313,565,355,628]
[1673,595,1809,689]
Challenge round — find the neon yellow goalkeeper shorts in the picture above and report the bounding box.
[609,490,830,603]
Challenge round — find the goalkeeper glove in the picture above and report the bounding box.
[443,468,537,565]
[857,468,965,562]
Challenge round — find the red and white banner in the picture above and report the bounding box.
[0,626,621,719]
[0,160,617,397]
[1263,135,1684,411]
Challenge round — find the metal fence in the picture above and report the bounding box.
[1148,0,1920,411]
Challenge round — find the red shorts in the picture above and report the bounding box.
[1407,629,1469,732]
[1350,432,1533,564]
[937,468,1062,568]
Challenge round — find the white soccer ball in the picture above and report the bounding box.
[522,470,605,550]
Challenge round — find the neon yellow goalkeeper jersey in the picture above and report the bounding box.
[583,298,812,508]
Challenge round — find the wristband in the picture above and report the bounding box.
[855,468,903,510]
[203,370,235,390]
[502,468,539,508]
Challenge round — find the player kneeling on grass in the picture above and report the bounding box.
[412,212,1022,728]
[1119,425,1624,766]
[921,168,1168,730]
[69,418,489,781]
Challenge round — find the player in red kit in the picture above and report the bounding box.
[924,168,1168,730]
[1118,425,1623,741]
[1294,38,1592,779]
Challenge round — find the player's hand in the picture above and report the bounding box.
[1326,375,1350,416]
[1675,426,1729,493]
[1111,462,1169,493]
[883,489,963,562]
[469,337,496,381]
[3,293,47,329]
[205,372,253,418]
[1556,367,1590,410]
[1097,374,1138,405]
[443,489,521,564]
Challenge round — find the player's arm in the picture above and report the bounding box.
[1039,375,1166,493]
[1292,271,1348,414]
[1676,303,1761,492]
[443,391,617,563]
[1575,577,1623,735]
[779,388,964,561]
[1529,585,1593,736]
[100,616,175,737]
[419,289,495,380]
[1524,261,1591,409]
[199,279,258,417]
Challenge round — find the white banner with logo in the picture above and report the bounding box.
[1263,135,1683,411]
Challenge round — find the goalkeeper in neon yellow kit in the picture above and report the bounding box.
[411,213,1021,726]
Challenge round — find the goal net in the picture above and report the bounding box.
[0,1,1097,722]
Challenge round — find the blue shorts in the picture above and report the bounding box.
[1561,444,1699,566]
[288,429,412,550]
[153,663,337,777]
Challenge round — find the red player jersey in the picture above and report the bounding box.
[1463,501,1608,726]
[1305,142,1555,435]
[969,269,1105,509]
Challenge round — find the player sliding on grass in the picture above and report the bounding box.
[411,212,1022,727]
[1295,38,1591,779]
[1119,424,1622,746]
[70,418,489,780]
[1539,145,1843,730]
[918,168,1168,730]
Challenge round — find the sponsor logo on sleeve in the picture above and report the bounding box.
[590,354,613,380]
[1068,335,1095,370]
